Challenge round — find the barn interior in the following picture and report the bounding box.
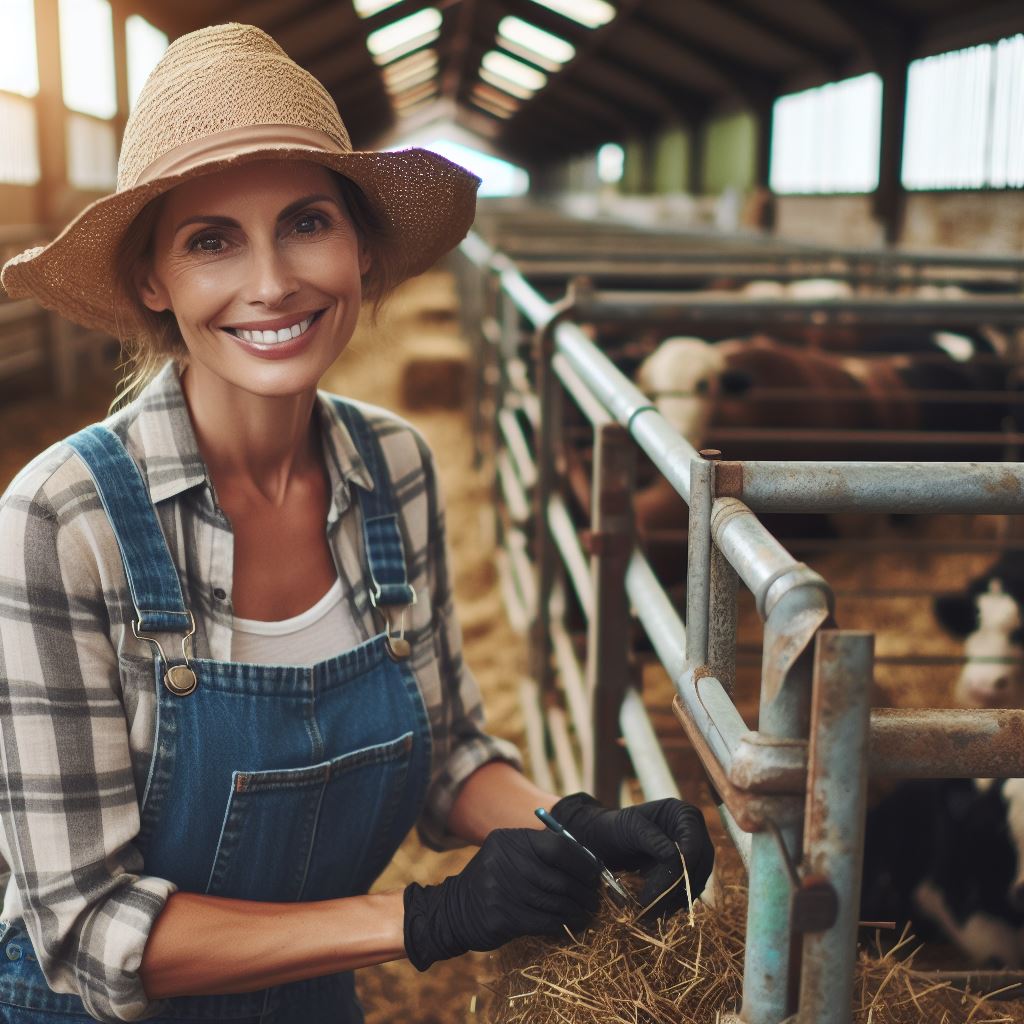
[2,1,1024,1021]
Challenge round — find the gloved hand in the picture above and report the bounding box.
[551,793,714,919]
[403,827,601,971]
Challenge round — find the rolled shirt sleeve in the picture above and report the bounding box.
[0,458,176,1022]
[409,432,524,852]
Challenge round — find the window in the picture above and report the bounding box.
[903,34,1024,190]
[58,0,117,119]
[126,14,168,110]
[67,113,117,190]
[0,94,41,185]
[597,143,624,184]
[0,0,40,185]
[0,0,39,97]
[769,73,882,194]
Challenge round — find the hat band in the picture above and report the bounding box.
[132,124,349,188]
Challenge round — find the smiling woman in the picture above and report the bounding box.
[0,20,713,1024]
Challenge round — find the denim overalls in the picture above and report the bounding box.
[0,399,432,1023]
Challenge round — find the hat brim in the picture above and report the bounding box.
[0,146,480,337]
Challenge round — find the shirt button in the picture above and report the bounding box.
[6,944,22,960]
[213,588,227,601]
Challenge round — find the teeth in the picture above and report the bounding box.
[228,315,316,346]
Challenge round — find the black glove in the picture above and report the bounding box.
[403,827,601,971]
[551,793,714,918]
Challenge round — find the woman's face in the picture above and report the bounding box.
[140,159,370,397]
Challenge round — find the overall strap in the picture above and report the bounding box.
[329,399,415,608]
[64,426,192,633]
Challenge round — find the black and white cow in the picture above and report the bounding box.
[933,552,1024,710]
[861,777,1024,966]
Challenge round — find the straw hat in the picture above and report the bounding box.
[0,22,481,337]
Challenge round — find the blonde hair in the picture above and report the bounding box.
[108,170,399,414]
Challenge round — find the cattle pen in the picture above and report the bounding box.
[458,225,1024,1023]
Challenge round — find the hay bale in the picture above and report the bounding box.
[482,879,1024,1024]
[400,336,471,410]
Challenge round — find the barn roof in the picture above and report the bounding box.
[131,0,1024,167]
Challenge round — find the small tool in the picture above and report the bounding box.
[535,807,635,907]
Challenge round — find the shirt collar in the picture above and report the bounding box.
[129,360,375,512]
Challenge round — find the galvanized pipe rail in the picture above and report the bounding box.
[458,230,1024,1023]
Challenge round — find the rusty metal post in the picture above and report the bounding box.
[741,582,824,1024]
[797,631,873,1024]
[709,544,738,696]
[687,455,714,666]
[586,422,635,804]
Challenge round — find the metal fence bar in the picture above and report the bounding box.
[619,687,681,801]
[686,456,714,666]
[547,493,594,619]
[568,292,1024,327]
[718,460,1024,514]
[798,631,874,1024]
[587,422,635,804]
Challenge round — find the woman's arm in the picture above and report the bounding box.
[445,760,558,843]
[140,890,405,998]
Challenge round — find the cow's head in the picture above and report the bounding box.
[935,578,1024,709]
[635,337,750,446]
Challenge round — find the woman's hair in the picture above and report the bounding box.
[109,170,399,413]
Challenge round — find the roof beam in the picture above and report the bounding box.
[633,7,782,108]
[499,0,707,123]
[217,0,327,35]
[816,0,914,65]
[452,36,667,132]
[303,37,376,86]
[710,0,849,75]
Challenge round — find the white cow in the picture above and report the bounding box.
[934,561,1024,710]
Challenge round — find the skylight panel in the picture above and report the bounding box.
[471,96,515,120]
[497,16,575,67]
[380,49,436,88]
[367,8,441,63]
[354,0,402,16]
[481,50,547,92]
[479,66,536,100]
[526,0,615,30]
[472,83,520,113]
[384,61,436,92]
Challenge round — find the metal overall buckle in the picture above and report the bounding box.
[369,582,417,662]
[132,611,198,696]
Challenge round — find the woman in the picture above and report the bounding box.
[0,22,713,1024]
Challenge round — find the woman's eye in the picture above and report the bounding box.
[294,213,326,234]
[188,233,224,254]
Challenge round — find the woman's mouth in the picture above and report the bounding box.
[219,309,329,360]
[222,309,325,348]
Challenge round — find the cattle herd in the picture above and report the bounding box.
[616,294,1024,968]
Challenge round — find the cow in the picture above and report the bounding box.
[933,552,1024,710]
[635,334,1008,455]
[861,777,1024,967]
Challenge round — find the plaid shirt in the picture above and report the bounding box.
[0,359,520,1022]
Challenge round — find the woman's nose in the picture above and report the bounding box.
[246,243,299,307]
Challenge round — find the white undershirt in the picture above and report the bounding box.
[230,577,364,666]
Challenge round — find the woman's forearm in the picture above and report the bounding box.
[140,889,406,999]
[445,761,560,844]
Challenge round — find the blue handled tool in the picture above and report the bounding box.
[535,807,635,907]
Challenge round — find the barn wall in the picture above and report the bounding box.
[774,191,1024,252]
[774,195,885,247]
[901,191,1024,252]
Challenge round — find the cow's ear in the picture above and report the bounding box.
[720,369,752,395]
[933,594,978,636]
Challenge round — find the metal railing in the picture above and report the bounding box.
[457,228,1024,1024]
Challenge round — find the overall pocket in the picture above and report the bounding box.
[205,732,414,902]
